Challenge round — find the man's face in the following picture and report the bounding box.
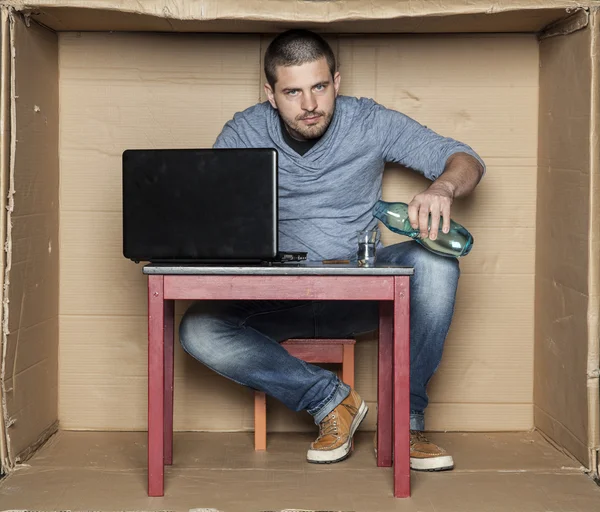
[264,57,341,141]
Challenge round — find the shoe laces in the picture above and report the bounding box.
[317,411,339,439]
[411,430,429,444]
[317,401,359,440]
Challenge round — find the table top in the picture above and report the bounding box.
[142,262,414,276]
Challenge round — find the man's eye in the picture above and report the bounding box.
[286,90,298,96]
[314,84,325,91]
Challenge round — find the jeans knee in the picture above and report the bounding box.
[179,305,223,365]
[414,247,459,280]
[410,245,460,302]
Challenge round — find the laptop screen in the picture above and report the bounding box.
[122,148,278,263]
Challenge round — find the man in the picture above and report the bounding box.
[179,29,485,471]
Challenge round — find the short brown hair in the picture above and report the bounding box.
[264,29,336,88]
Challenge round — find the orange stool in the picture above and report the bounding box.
[254,338,356,451]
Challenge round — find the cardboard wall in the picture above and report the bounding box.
[58,33,264,430]
[0,9,11,466]
[58,31,538,433]
[534,12,599,467]
[0,13,59,466]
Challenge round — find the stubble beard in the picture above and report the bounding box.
[281,109,334,140]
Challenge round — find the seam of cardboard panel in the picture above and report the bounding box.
[12,419,57,465]
[0,6,16,472]
[538,6,590,38]
[587,6,600,457]
[0,6,8,473]
[535,419,590,465]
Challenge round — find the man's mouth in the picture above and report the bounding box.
[301,115,321,123]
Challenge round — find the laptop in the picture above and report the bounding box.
[122,148,304,264]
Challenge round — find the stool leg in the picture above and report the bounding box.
[378,301,393,467]
[164,299,175,466]
[342,344,356,449]
[148,275,165,497]
[342,345,355,389]
[254,391,267,451]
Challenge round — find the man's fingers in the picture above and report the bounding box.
[418,204,430,238]
[441,202,451,234]
[429,204,441,240]
[408,202,419,229]
[409,193,452,238]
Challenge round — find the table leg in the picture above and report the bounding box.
[394,276,411,498]
[377,301,393,467]
[164,299,175,465]
[148,275,165,497]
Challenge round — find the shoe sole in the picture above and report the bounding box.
[410,455,454,472]
[374,450,455,472]
[306,400,369,464]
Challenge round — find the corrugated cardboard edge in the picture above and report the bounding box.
[587,6,600,479]
[0,7,9,472]
[0,5,15,473]
[3,0,592,22]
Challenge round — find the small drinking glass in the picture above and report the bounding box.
[356,229,379,267]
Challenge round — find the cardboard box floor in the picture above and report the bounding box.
[1,431,599,512]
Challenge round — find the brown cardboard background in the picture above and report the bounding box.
[1,13,60,466]
[535,18,593,466]
[58,32,264,430]
[58,32,538,433]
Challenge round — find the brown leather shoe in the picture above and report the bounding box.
[306,389,368,464]
[410,430,454,471]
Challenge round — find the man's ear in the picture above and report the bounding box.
[264,83,278,110]
[333,71,341,97]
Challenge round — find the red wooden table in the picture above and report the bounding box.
[144,263,413,498]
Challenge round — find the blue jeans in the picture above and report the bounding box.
[179,241,460,430]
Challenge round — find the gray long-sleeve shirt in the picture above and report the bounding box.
[214,95,485,260]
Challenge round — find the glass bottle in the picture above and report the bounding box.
[373,200,474,258]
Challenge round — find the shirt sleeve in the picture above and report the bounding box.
[374,102,486,181]
[213,120,246,149]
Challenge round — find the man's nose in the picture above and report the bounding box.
[301,92,317,112]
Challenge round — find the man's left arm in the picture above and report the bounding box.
[372,103,485,242]
[408,152,484,241]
